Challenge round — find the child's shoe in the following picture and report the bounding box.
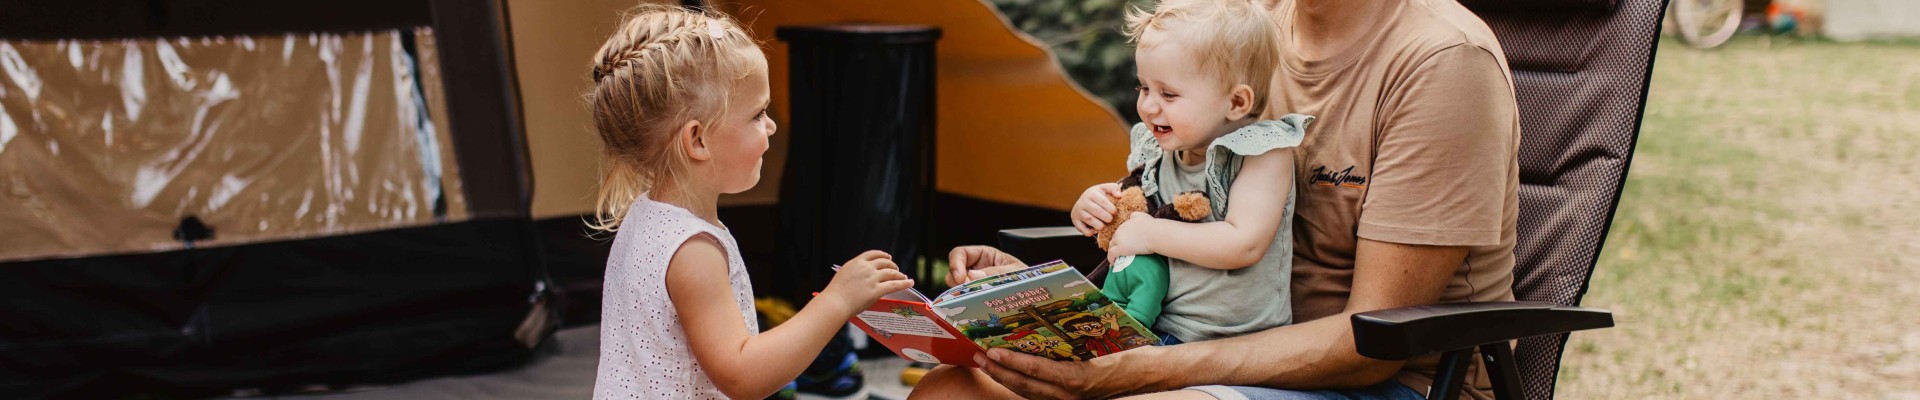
[765,381,798,400]
[794,352,868,399]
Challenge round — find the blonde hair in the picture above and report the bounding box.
[1125,0,1279,117]
[586,4,761,232]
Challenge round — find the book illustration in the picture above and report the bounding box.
[841,260,1160,366]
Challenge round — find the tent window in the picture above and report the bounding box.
[0,29,465,262]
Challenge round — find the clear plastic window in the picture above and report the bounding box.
[0,29,464,262]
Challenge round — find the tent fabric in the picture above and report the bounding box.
[729,0,1130,211]
[504,0,678,220]
[0,219,543,397]
[505,0,1127,215]
[0,30,467,263]
[0,1,554,397]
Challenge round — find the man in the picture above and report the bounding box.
[909,0,1521,398]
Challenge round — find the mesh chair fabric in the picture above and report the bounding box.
[1462,0,1666,398]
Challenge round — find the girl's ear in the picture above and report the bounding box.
[1226,84,1255,120]
[680,120,711,161]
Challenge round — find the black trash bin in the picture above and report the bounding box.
[773,25,941,302]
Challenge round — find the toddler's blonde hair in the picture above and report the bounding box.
[586,4,760,232]
[1125,0,1279,117]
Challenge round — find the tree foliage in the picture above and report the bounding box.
[987,0,1149,123]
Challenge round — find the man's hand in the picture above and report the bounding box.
[946,245,1029,286]
[971,347,1147,400]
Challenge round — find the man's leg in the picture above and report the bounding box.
[905,365,1024,400]
[1120,390,1218,399]
[1182,381,1425,400]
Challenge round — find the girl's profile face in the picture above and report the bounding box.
[1134,34,1235,155]
[709,51,776,195]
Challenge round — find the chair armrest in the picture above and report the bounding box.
[1351,301,1613,360]
[995,227,1105,278]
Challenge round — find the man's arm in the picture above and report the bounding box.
[974,238,1466,398]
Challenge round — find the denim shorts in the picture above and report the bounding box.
[1153,333,1425,400]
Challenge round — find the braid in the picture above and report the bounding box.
[583,4,761,232]
[592,11,715,83]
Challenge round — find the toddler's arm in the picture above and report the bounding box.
[1109,150,1294,270]
[668,238,910,399]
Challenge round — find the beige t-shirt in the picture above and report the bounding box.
[1266,0,1521,399]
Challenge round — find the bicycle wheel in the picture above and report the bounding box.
[1670,0,1744,49]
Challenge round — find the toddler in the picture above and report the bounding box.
[1074,0,1313,344]
[585,5,912,399]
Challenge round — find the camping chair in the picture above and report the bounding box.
[996,0,1667,398]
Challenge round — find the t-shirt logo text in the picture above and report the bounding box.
[1308,165,1369,189]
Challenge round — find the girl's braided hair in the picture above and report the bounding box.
[586,4,759,232]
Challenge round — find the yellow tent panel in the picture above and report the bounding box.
[510,0,1127,217]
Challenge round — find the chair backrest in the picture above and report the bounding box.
[1458,0,1666,398]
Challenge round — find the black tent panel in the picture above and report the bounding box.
[1,220,538,396]
[0,0,549,397]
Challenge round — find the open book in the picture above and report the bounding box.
[838,261,1159,367]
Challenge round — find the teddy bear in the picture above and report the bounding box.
[1094,167,1212,250]
[1093,166,1210,331]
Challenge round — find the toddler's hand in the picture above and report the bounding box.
[1072,183,1123,236]
[822,250,915,313]
[1105,212,1155,262]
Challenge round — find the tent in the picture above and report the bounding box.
[0,0,1119,396]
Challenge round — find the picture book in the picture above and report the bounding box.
[836,261,1159,367]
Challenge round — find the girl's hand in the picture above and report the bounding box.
[1071,183,1124,236]
[1105,212,1155,262]
[822,250,914,314]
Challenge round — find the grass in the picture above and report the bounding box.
[1556,35,1920,398]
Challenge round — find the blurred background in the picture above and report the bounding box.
[0,0,1915,398]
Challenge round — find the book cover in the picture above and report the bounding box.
[844,288,985,367]
[842,261,1159,366]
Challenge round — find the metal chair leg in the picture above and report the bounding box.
[1427,348,1473,400]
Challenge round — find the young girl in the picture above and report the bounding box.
[585,6,913,399]
[1071,0,1312,344]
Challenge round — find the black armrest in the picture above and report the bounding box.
[1351,301,1612,361]
[995,227,1105,279]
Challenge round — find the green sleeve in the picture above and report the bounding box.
[1100,255,1170,328]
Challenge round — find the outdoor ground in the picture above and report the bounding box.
[1556,35,1920,398]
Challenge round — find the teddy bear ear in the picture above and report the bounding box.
[1174,192,1212,221]
[1119,167,1146,187]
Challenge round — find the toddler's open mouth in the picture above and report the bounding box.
[1152,124,1173,135]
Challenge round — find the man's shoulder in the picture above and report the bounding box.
[1382,0,1509,72]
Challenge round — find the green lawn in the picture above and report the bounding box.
[1558,36,1920,398]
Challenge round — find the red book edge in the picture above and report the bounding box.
[814,292,986,367]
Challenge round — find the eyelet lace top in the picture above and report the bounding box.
[594,194,758,399]
[1126,114,1314,218]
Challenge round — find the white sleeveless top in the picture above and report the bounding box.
[593,195,759,399]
